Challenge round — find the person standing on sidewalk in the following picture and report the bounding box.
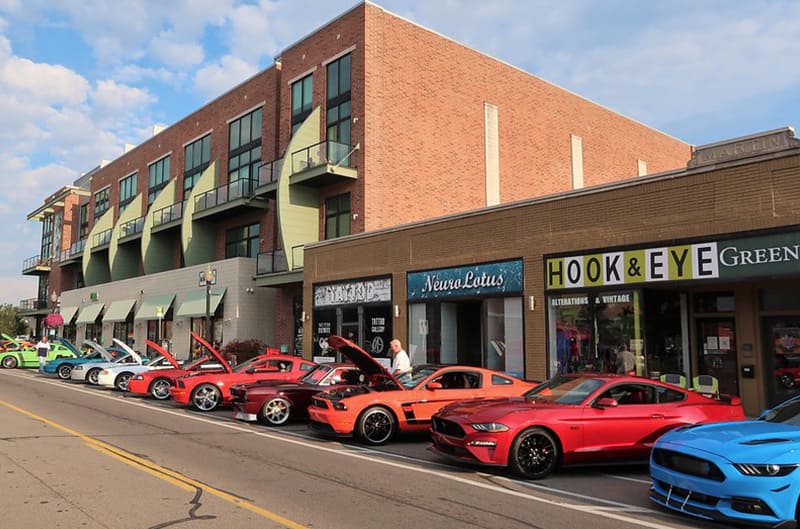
[36,335,51,373]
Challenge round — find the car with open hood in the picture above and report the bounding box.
[70,339,144,384]
[0,334,77,369]
[170,342,316,412]
[430,373,746,480]
[128,334,225,400]
[97,340,187,391]
[650,393,800,528]
[43,340,124,379]
[307,335,535,446]
[231,363,364,426]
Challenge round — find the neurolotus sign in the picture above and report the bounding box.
[546,230,800,290]
[407,260,523,300]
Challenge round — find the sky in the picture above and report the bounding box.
[0,0,798,306]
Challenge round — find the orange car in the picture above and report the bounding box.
[308,335,535,445]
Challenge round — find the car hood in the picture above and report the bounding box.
[327,335,399,385]
[111,338,142,363]
[82,340,116,361]
[144,340,180,368]
[437,397,566,423]
[55,337,80,357]
[659,421,800,461]
[1,333,20,348]
[190,332,233,374]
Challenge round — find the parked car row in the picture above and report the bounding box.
[6,332,800,527]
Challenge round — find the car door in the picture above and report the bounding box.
[408,369,482,424]
[580,382,663,461]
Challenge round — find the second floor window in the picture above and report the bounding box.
[229,108,262,188]
[327,53,352,153]
[184,134,211,194]
[40,215,54,260]
[94,188,110,219]
[225,223,260,258]
[325,193,351,240]
[148,156,170,205]
[119,173,137,210]
[79,203,89,240]
[291,74,313,135]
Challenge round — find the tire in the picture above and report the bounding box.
[508,427,560,480]
[191,384,221,412]
[356,406,396,445]
[1,356,18,369]
[149,378,172,400]
[780,374,795,389]
[115,372,133,391]
[56,364,73,380]
[260,397,292,426]
[86,368,101,385]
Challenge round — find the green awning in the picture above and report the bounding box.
[102,299,137,323]
[134,294,176,320]
[59,306,79,324]
[76,303,105,324]
[175,287,227,318]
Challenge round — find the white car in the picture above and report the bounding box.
[71,339,144,385]
[97,352,181,391]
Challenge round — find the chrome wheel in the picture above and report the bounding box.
[87,369,100,385]
[780,374,795,389]
[261,397,291,426]
[57,364,73,380]
[192,384,221,412]
[357,407,395,445]
[150,378,172,400]
[1,356,18,369]
[509,427,559,480]
[115,372,132,391]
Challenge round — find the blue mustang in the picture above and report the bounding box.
[43,339,123,380]
[650,394,800,528]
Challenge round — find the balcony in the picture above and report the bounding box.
[193,179,268,221]
[18,297,49,316]
[119,216,144,242]
[254,159,283,196]
[60,239,86,265]
[152,201,184,233]
[22,254,51,275]
[91,228,112,251]
[290,140,358,187]
[254,245,304,287]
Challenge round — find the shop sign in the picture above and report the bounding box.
[407,259,523,300]
[314,278,391,307]
[546,230,800,290]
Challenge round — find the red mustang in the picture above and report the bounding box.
[430,373,746,479]
[128,334,226,400]
[170,341,316,412]
[230,363,363,426]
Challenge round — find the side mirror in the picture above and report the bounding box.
[427,382,443,390]
[594,397,618,408]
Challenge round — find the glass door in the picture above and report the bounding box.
[696,318,738,395]
[763,317,800,407]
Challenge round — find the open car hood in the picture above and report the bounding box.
[82,340,117,361]
[145,340,180,368]
[191,332,233,374]
[327,335,400,386]
[112,338,142,363]
[55,337,80,357]
[2,333,20,348]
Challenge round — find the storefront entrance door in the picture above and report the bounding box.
[696,319,738,396]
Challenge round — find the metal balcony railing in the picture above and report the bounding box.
[60,239,86,261]
[22,254,50,270]
[120,216,145,238]
[195,179,257,212]
[258,159,283,186]
[291,140,354,174]
[153,201,184,227]
[19,298,48,311]
[92,229,112,248]
[255,245,305,275]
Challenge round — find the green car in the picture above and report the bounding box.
[0,334,77,369]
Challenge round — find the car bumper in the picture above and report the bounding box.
[169,388,191,404]
[307,406,355,436]
[97,373,116,387]
[232,402,261,422]
[430,430,509,466]
[70,369,89,381]
[127,379,149,396]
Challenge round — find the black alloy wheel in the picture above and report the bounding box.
[56,364,73,380]
[356,406,396,445]
[509,427,560,480]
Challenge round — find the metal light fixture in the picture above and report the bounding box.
[203,266,216,345]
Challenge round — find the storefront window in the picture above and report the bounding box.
[113,321,134,347]
[484,298,524,377]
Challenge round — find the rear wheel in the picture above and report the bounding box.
[260,397,292,426]
[56,364,73,380]
[192,384,221,412]
[149,378,172,400]
[1,356,18,369]
[86,368,101,385]
[509,427,560,480]
[356,406,396,445]
[115,372,133,391]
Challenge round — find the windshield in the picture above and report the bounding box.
[402,366,441,389]
[760,397,800,425]
[525,375,606,405]
[301,364,332,384]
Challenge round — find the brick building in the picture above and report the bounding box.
[23,2,689,359]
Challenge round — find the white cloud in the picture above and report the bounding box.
[91,79,156,117]
[193,54,258,100]
[148,30,205,69]
[113,64,183,86]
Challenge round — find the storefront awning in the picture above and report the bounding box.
[175,287,227,318]
[102,299,137,323]
[75,303,105,324]
[58,306,79,324]
[134,294,176,320]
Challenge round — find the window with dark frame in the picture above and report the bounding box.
[225,223,260,258]
[291,74,313,136]
[79,203,89,239]
[148,156,170,205]
[184,135,211,194]
[228,108,262,193]
[324,193,351,240]
[40,215,54,260]
[119,173,137,211]
[326,54,352,152]
[94,188,110,219]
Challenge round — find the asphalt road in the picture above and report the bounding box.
[0,369,726,529]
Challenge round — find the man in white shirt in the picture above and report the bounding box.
[389,339,411,381]
[36,335,51,373]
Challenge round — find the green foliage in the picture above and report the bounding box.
[0,304,29,337]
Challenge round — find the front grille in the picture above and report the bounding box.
[656,480,720,507]
[431,416,466,438]
[230,388,246,402]
[653,449,725,482]
[311,398,328,409]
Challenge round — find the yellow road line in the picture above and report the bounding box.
[0,400,308,529]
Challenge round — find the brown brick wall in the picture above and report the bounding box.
[274,285,302,348]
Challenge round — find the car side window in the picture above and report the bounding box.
[492,374,513,385]
[430,371,481,389]
[300,362,315,371]
[597,384,657,405]
[656,386,686,403]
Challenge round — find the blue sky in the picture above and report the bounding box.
[1,0,798,306]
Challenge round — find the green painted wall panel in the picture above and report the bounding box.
[82,207,114,286]
[142,180,178,274]
[182,162,217,267]
[110,193,143,280]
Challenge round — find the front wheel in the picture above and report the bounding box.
[356,406,396,445]
[780,374,795,389]
[192,384,221,412]
[509,427,560,480]
[1,356,18,369]
[260,397,292,426]
[86,368,101,385]
[56,364,73,380]
[115,372,133,391]
[149,378,172,400]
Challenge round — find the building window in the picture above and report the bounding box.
[79,204,89,239]
[326,54,351,150]
[94,188,110,219]
[225,223,260,258]
[228,108,262,192]
[40,215,54,260]
[291,74,313,135]
[119,173,137,211]
[325,193,350,239]
[148,156,170,205]
[37,276,48,303]
[184,134,211,194]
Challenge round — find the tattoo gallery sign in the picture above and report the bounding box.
[408,260,523,300]
[546,230,800,290]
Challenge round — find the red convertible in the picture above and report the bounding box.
[430,373,746,479]
[170,341,316,412]
[230,363,363,426]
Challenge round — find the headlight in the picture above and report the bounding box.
[332,402,347,410]
[470,422,509,432]
[133,375,144,380]
[734,464,798,477]
[101,370,109,375]
[74,365,84,371]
